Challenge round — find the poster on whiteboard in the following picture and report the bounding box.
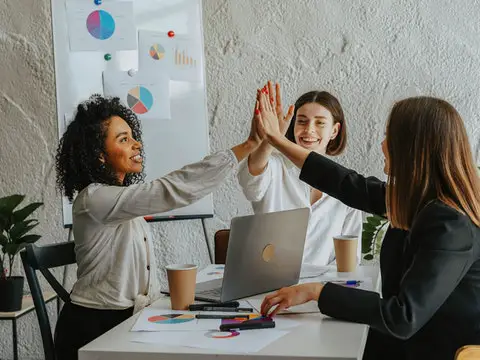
[138,30,203,82]
[66,0,137,51]
[103,70,171,120]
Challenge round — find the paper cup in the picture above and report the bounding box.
[333,235,358,273]
[165,264,197,310]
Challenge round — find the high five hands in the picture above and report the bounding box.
[255,81,295,142]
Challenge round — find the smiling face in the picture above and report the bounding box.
[293,103,340,155]
[100,115,143,183]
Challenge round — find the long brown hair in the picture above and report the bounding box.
[285,91,347,155]
[386,97,480,229]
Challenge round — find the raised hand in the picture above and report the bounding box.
[260,283,323,317]
[256,90,284,141]
[266,81,295,136]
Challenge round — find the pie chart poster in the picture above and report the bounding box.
[103,70,171,120]
[66,0,137,52]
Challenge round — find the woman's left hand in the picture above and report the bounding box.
[261,283,323,317]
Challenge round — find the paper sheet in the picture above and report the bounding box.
[300,264,330,279]
[131,309,217,332]
[103,70,171,120]
[138,30,203,82]
[66,0,136,51]
[247,299,320,315]
[196,264,224,283]
[130,328,289,353]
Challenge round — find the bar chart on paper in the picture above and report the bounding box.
[174,48,198,68]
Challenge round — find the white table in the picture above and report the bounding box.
[79,265,379,360]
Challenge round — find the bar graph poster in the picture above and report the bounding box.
[138,30,202,82]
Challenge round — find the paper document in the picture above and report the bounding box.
[131,309,217,332]
[247,299,320,315]
[131,328,289,353]
[300,264,330,279]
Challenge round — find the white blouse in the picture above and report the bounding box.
[70,150,238,312]
[237,152,363,266]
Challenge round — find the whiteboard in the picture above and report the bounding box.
[51,0,212,226]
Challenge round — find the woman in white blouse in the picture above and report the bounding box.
[238,82,363,266]
[54,94,261,359]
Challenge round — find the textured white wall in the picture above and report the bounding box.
[1,0,479,358]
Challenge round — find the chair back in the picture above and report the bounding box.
[455,345,480,360]
[21,242,76,360]
[214,229,230,264]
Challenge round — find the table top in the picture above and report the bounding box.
[79,265,380,360]
[0,291,57,319]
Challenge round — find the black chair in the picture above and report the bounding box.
[21,242,76,360]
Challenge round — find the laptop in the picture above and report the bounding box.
[194,207,310,302]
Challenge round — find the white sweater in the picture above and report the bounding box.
[237,152,363,266]
[70,150,238,312]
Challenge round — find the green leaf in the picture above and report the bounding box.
[4,243,20,256]
[363,223,378,232]
[0,195,25,217]
[363,254,374,261]
[0,233,7,247]
[14,234,41,245]
[12,202,43,223]
[9,219,39,242]
[366,216,382,227]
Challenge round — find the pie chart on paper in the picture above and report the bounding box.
[127,86,154,115]
[86,10,115,40]
[149,43,166,60]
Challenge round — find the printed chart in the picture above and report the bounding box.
[86,10,115,40]
[127,86,154,114]
[148,314,194,324]
[66,0,136,51]
[103,70,171,120]
[204,330,240,339]
[138,30,203,82]
[149,43,166,60]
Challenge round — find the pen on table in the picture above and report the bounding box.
[202,306,253,312]
[189,301,239,311]
[328,280,363,285]
[195,314,249,320]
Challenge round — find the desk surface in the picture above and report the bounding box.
[79,265,379,360]
[0,291,57,319]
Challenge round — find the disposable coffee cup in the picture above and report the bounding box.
[165,264,197,310]
[333,235,358,272]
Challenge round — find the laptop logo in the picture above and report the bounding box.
[262,244,275,262]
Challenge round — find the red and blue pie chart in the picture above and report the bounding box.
[148,313,194,324]
[86,10,115,40]
[127,86,154,114]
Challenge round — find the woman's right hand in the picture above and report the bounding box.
[266,81,295,136]
[255,90,285,143]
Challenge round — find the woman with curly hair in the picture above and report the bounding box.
[54,94,261,359]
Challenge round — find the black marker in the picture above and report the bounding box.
[195,314,249,320]
[189,301,240,311]
[220,320,275,331]
[202,307,253,312]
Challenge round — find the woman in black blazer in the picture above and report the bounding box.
[256,91,480,360]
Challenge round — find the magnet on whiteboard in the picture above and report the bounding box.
[94,0,102,5]
[128,69,137,77]
[168,30,175,38]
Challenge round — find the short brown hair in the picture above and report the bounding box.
[386,97,480,229]
[285,91,347,156]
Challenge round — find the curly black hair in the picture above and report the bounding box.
[55,94,145,201]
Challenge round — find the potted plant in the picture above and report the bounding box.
[361,214,389,261]
[0,195,43,312]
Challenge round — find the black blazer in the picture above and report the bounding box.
[299,152,480,360]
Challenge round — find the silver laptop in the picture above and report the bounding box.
[195,208,310,302]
